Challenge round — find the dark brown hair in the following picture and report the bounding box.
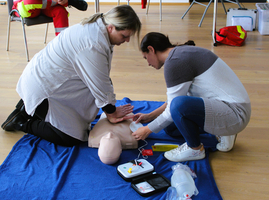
[140,32,195,53]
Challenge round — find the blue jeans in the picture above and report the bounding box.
[165,96,205,148]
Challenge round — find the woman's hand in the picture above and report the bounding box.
[132,102,167,124]
[132,126,152,140]
[105,104,134,123]
[56,0,68,5]
[132,113,152,124]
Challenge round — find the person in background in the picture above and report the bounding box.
[12,0,88,35]
[132,32,251,162]
[2,5,142,147]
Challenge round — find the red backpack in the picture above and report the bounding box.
[216,25,247,46]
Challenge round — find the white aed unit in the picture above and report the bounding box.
[226,8,257,31]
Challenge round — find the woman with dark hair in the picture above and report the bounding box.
[132,32,251,162]
[2,5,141,147]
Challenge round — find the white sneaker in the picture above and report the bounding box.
[216,134,237,152]
[164,142,205,162]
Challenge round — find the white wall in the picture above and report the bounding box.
[85,0,188,3]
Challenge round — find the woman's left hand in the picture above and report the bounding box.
[106,104,134,123]
[132,126,152,140]
[56,0,68,5]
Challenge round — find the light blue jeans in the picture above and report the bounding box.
[164,96,206,148]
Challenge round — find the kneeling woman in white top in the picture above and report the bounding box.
[2,5,141,147]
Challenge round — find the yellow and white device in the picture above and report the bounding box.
[117,159,154,181]
[151,143,179,152]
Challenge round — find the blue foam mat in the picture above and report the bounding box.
[0,98,222,200]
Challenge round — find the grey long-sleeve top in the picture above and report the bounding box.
[148,46,251,136]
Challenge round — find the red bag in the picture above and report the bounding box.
[141,0,147,9]
[216,26,247,46]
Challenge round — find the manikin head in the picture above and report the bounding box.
[98,132,122,165]
[90,112,140,165]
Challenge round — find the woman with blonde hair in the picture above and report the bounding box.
[2,5,141,147]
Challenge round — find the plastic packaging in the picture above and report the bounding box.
[256,3,269,35]
[166,187,178,200]
[166,163,199,200]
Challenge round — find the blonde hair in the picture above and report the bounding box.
[81,5,141,42]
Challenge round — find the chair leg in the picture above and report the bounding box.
[181,1,196,19]
[145,0,162,21]
[212,0,218,46]
[198,0,213,27]
[222,0,242,14]
[146,0,150,15]
[21,20,29,62]
[220,0,227,14]
[236,0,242,8]
[95,0,99,13]
[6,16,11,51]
[159,0,162,21]
[44,23,49,44]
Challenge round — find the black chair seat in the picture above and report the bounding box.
[24,15,54,26]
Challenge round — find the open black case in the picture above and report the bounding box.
[117,159,171,197]
[131,172,171,197]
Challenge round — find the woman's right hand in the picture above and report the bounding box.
[132,113,152,124]
[133,103,167,124]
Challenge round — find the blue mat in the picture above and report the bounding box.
[0,98,222,200]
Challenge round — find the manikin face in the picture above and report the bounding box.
[107,25,134,46]
[142,46,163,70]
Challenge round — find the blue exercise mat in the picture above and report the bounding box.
[0,98,222,200]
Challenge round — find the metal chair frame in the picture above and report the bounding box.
[182,0,242,27]
[221,0,242,14]
[6,0,53,61]
[145,0,241,25]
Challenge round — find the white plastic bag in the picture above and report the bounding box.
[166,163,199,200]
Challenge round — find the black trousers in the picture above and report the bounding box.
[21,99,82,147]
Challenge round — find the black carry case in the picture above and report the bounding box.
[131,172,171,197]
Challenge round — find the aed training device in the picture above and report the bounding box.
[117,159,154,181]
[117,159,171,197]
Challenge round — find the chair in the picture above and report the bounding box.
[6,0,53,61]
[182,0,242,27]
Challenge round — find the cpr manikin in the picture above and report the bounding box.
[89,112,143,165]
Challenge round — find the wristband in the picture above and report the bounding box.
[102,104,116,114]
